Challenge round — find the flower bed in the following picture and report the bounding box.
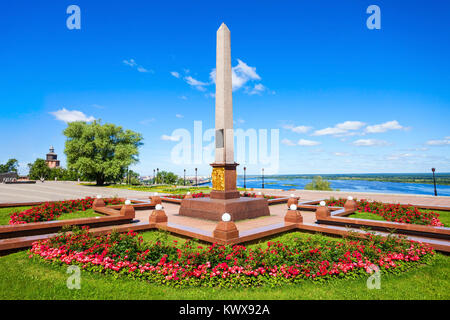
[164,192,210,199]
[29,228,434,288]
[326,198,444,227]
[9,197,122,225]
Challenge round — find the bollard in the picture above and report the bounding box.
[315,201,330,219]
[344,196,358,212]
[287,194,299,208]
[213,213,239,241]
[149,204,167,223]
[120,199,135,219]
[285,204,303,223]
[92,195,105,208]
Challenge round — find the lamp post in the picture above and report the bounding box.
[184,169,186,186]
[262,168,265,189]
[153,169,155,185]
[432,168,437,196]
[156,168,159,184]
[195,168,198,186]
[243,167,247,189]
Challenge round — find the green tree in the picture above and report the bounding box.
[28,159,51,180]
[123,170,141,185]
[0,158,19,173]
[63,121,143,185]
[156,171,179,184]
[304,176,333,191]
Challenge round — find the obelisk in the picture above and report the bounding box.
[210,23,240,200]
[178,23,270,221]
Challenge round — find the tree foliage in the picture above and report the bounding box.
[28,159,51,180]
[63,121,143,185]
[304,176,333,191]
[156,171,179,185]
[0,158,19,173]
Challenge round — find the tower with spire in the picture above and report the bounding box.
[45,146,60,168]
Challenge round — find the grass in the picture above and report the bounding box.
[423,209,450,227]
[0,206,100,225]
[0,230,449,300]
[348,210,450,227]
[0,206,32,225]
[348,212,389,222]
[55,209,100,221]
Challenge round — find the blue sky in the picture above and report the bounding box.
[0,0,449,176]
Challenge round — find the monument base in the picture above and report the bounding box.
[178,197,270,221]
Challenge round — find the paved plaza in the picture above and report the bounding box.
[0,181,449,206]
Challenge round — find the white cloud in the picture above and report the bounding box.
[298,139,321,146]
[179,95,188,100]
[426,137,450,146]
[175,114,184,118]
[123,58,152,73]
[312,121,365,137]
[210,59,267,94]
[123,59,137,67]
[283,124,312,134]
[281,138,297,146]
[386,153,414,161]
[352,139,388,147]
[170,71,180,78]
[184,76,208,91]
[50,108,95,123]
[365,120,404,133]
[137,66,151,73]
[161,134,181,142]
[336,121,366,131]
[334,152,350,156]
[139,118,156,125]
[282,138,321,146]
[247,83,265,95]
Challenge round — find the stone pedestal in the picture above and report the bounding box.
[149,208,168,223]
[344,198,358,211]
[120,204,135,219]
[285,209,303,224]
[179,196,270,221]
[287,196,299,208]
[213,221,239,241]
[149,195,162,206]
[93,198,105,208]
[315,206,330,219]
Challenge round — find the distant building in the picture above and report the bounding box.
[45,146,60,168]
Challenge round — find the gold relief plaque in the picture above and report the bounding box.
[212,167,225,191]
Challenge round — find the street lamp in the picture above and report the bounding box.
[243,167,247,189]
[153,169,155,185]
[195,168,198,186]
[262,168,264,189]
[432,168,438,196]
[184,169,186,186]
[156,168,159,184]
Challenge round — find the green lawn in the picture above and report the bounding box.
[0,206,32,225]
[349,210,450,227]
[0,230,449,300]
[423,209,450,227]
[348,211,389,222]
[0,207,100,225]
[55,209,100,221]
